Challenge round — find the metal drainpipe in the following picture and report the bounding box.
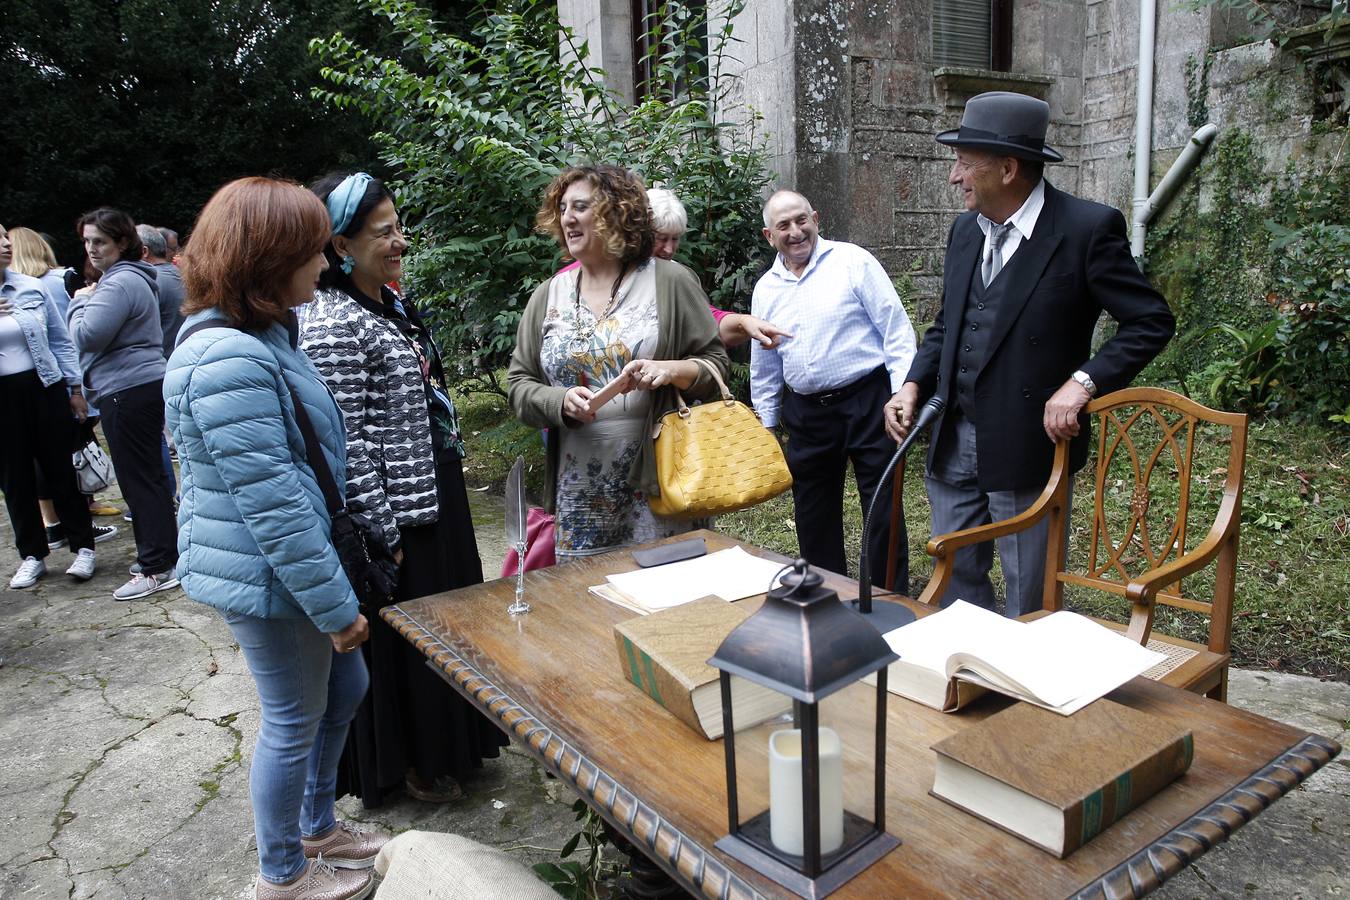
[1131,0,1159,260]
[1133,124,1220,257]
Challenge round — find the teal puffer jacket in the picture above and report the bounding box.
[164,310,359,633]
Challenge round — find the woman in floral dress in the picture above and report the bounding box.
[508,165,729,559]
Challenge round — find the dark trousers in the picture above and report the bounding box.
[99,379,177,572]
[781,367,908,593]
[0,371,95,559]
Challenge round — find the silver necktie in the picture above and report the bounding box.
[982,223,1012,287]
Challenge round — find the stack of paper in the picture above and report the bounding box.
[590,547,786,614]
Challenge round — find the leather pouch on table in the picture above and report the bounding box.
[632,537,707,568]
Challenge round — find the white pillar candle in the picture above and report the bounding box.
[768,726,844,856]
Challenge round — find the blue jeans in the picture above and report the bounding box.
[225,611,369,883]
[160,432,177,500]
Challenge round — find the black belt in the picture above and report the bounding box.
[791,366,887,407]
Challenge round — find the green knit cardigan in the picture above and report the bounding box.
[507,258,730,513]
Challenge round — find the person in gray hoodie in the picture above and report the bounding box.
[68,207,179,600]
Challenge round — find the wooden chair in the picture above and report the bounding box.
[905,388,1248,701]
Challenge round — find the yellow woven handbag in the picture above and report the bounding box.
[648,359,793,518]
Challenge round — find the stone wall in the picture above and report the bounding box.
[839,0,1083,303]
[717,0,797,183]
[557,0,1339,309]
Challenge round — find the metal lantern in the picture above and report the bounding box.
[708,560,901,899]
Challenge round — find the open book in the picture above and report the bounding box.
[869,601,1166,715]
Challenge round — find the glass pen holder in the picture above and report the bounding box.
[507,540,532,616]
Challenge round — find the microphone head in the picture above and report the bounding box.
[913,395,945,427]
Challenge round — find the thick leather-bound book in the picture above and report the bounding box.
[930,699,1194,857]
[613,597,789,740]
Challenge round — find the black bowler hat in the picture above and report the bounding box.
[936,91,1064,163]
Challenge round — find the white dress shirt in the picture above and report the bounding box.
[976,178,1046,266]
[750,237,917,428]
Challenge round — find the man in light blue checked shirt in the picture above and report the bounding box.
[751,190,917,591]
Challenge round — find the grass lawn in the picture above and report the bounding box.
[455,386,1349,680]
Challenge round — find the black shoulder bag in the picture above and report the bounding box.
[179,321,400,611]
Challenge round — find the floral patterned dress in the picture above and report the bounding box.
[540,260,697,559]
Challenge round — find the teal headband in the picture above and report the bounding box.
[326,173,374,236]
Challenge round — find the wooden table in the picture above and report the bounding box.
[384,530,1340,899]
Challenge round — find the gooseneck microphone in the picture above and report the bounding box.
[854,396,946,632]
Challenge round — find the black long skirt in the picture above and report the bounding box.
[337,453,508,808]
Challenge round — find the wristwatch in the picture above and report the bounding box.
[1071,369,1097,397]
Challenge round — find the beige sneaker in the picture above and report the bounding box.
[301,821,389,870]
[255,856,372,900]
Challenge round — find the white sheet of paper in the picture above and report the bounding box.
[605,546,786,610]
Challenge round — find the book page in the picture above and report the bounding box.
[880,600,1026,675]
[1022,612,1166,712]
[956,611,1167,714]
[605,546,786,610]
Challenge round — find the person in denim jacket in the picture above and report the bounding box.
[0,223,98,587]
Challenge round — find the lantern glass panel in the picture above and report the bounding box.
[817,684,882,856]
[727,673,794,840]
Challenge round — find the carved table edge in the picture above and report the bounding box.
[1072,733,1341,900]
[383,605,771,900]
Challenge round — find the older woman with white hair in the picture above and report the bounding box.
[646,186,791,350]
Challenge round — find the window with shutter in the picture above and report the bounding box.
[933,0,1013,71]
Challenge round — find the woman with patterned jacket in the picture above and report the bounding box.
[300,172,503,808]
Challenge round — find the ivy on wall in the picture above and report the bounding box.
[1142,121,1350,425]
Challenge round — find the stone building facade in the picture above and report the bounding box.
[557,0,1347,304]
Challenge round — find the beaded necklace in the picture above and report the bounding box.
[568,263,630,357]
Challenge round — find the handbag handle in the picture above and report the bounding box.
[670,357,734,417]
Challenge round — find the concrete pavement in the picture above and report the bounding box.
[1,490,1344,899]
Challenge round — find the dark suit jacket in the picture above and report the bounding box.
[906,181,1175,491]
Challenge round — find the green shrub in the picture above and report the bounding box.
[1267,221,1350,424]
[311,0,773,393]
[1197,321,1285,413]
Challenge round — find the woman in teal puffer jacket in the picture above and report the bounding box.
[165,177,386,900]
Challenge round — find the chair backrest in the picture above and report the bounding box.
[1043,387,1249,653]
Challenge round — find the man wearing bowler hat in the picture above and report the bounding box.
[885,91,1175,617]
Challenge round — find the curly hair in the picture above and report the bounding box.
[535,165,653,265]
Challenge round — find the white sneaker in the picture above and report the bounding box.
[66,548,97,581]
[10,557,47,589]
[113,570,180,601]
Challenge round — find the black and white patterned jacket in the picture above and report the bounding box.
[299,288,438,549]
